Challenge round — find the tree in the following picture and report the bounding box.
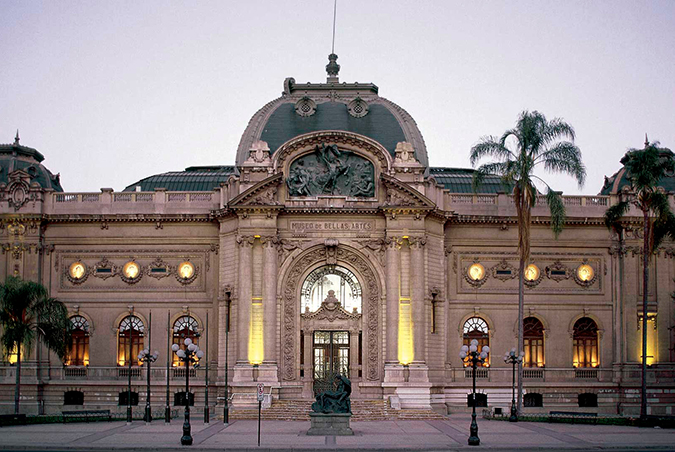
[471,111,585,414]
[604,139,675,420]
[0,276,71,414]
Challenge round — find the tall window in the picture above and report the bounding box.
[66,315,90,366]
[118,316,144,366]
[523,317,544,368]
[463,317,489,367]
[173,316,199,367]
[573,317,598,368]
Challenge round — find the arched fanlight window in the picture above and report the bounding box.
[67,315,90,366]
[523,317,544,368]
[117,315,144,367]
[462,317,489,367]
[573,317,599,368]
[172,315,199,367]
[301,265,362,314]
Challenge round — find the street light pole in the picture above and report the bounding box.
[460,339,490,447]
[172,337,204,446]
[503,348,524,422]
[223,292,230,424]
[139,348,159,423]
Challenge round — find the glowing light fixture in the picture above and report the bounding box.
[467,263,485,281]
[123,261,141,279]
[178,261,195,280]
[524,264,540,281]
[248,298,264,365]
[577,264,594,282]
[398,299,414,365]
[69,262,86,280]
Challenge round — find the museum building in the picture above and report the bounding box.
[1,55,674,416]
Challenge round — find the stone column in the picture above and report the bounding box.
[262,236,278,364]
[385,237,400,364]
[410,236,426,363]
[236,236,253,364]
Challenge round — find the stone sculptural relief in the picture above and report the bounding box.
[286,144,375,197]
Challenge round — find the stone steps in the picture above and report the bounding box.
[226,399,446,421]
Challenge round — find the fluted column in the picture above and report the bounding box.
[410,236,426,363]
[236,235,253,363]
[385,237,400,363]
[262,236,278,364]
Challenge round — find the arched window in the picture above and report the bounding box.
[173,316,199,367]
[117,316,144,367]
[573,317,598,368]
[301,265,362,314]
[463,317,489,367]
[66,315,90,366]
[523,317,544,368]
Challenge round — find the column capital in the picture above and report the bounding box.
[408,236,427,249]
[236,235,255,247]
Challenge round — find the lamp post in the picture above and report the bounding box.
[503,348,524,422]
[172,338,204,446]
[460,339,490,446]
[223,292,231,424]
[139,348,159,423]
[126,325,134,424]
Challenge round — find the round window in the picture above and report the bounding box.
[69,262,86,280]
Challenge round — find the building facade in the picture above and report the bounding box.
[1,57,674,416]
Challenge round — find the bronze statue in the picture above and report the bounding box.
[311,374,352,414]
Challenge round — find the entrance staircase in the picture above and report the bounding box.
[227,399,446,421]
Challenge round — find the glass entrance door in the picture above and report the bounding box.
[313,331,349,381]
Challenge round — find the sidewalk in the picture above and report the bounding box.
[0,414,674,451]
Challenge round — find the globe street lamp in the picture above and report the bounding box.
[138,348,159,423]
[503,348,524,422]
[460,339,490,446]
[172,338,204,446]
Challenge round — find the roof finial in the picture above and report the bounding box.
[326,0,340,83]
[645,133,649,148]
[14,129,20,145]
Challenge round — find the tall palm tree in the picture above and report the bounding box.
[604,139,675,420]
[471,110,586,414]
[0,276,71,414]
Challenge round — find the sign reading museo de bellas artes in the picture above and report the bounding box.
[290,221,374,232]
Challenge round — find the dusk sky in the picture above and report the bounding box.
[1,1,674,195]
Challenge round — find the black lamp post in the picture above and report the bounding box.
[172,337,204,446]
[460,339,490,447]
[126,325,134,424]
[503,348,524,422]
[223,292,231,424]
[139,348,159,423]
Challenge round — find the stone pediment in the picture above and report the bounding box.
[229,173,283,207]
[302,303,361,322]
[380,174,435,210]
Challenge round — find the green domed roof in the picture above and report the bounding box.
[260,102,406,159]
[0,137,63,191]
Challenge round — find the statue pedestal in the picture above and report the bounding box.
[307,413,354,436]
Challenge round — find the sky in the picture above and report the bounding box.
[1,1,674,195]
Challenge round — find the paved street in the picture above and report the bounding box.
[0,414,673,451]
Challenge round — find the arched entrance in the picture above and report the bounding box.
[280,245,382,392]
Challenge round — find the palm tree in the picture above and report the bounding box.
[0,276,71,414]
[471,110,586,414]
[604,139,675,420]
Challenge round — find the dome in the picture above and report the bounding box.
[0,134,63,192]
[236,55,428,168]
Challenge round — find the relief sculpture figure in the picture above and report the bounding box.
[286,144,374,198]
